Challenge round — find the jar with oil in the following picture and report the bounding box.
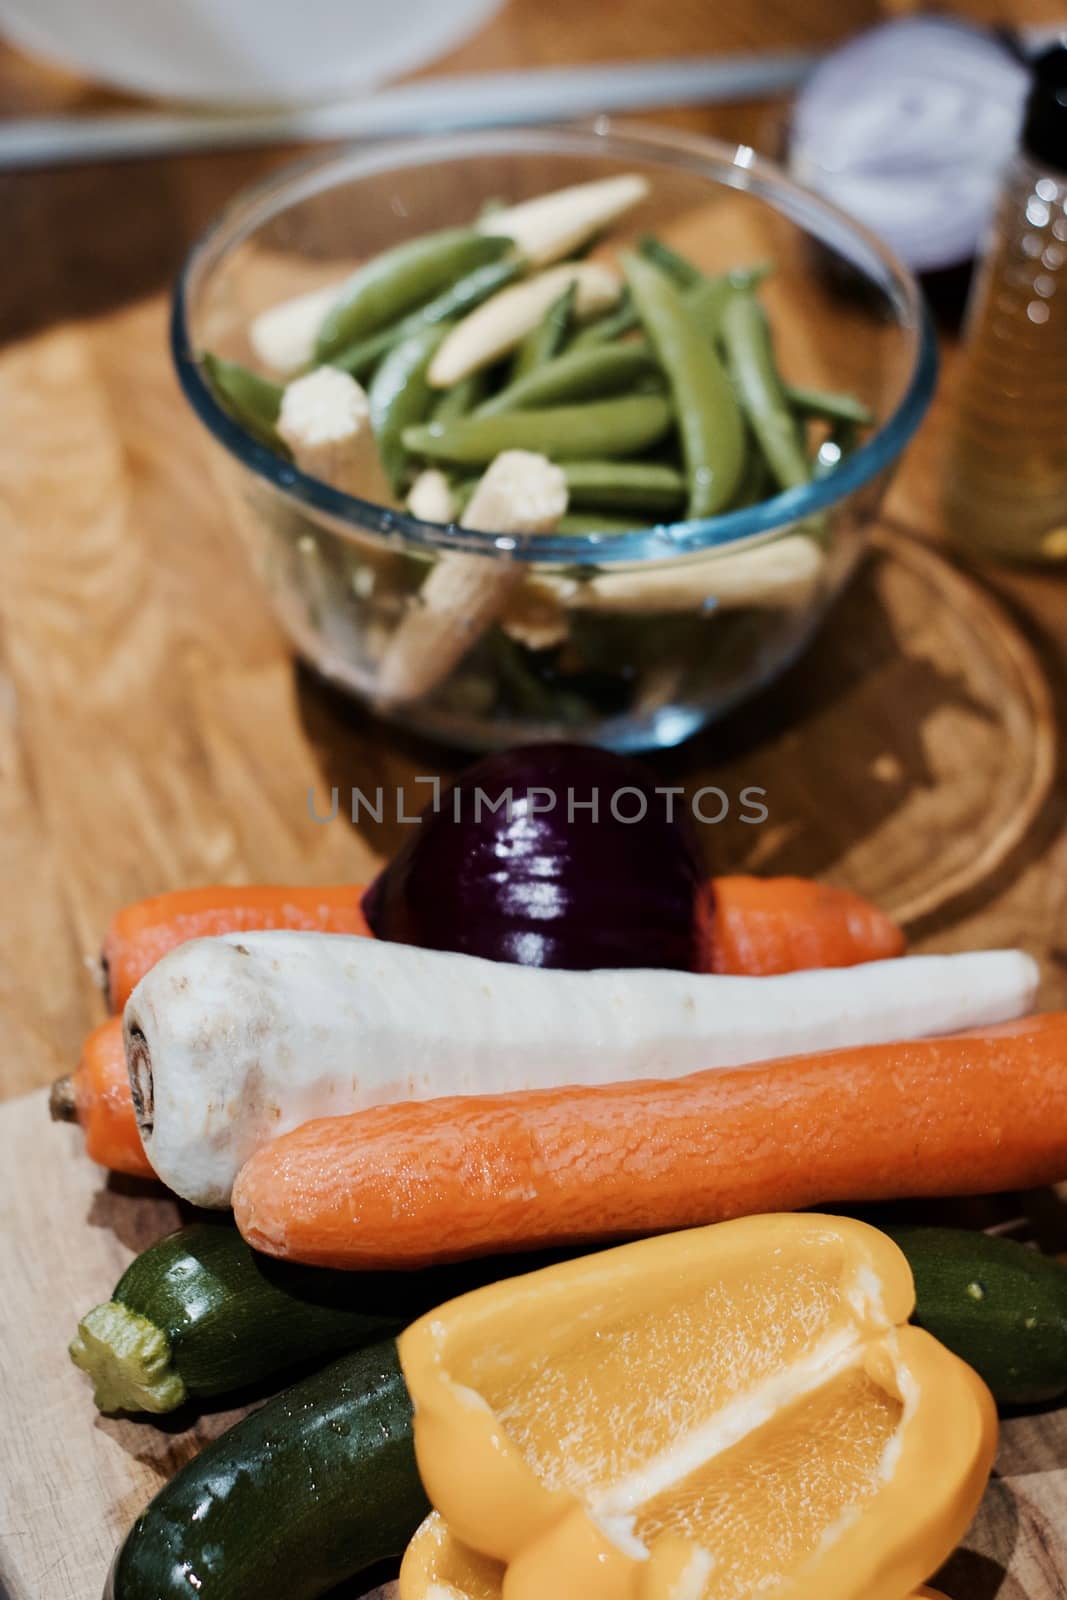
[944,46,1067,562]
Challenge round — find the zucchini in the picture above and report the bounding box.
[889,1225,1067,1404]
[106,1339,426,1600]
[71,1221,586,1413]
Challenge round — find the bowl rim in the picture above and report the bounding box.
[170,120,938,568]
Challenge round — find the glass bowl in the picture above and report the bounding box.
[172,123,937,752]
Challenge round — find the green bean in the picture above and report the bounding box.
[720,292,811,492]
[432,370,489,423]
[558,510,648,535]
[510,283,576,382]
[314,230,513,363]
[201,353,285,451]
[562,460,686,514]
[475,345,662,419]
[368,324,449,493]
[402,394,674,466]
[785,383,875,427]
[636,235,705,289]
[331,259,522,381]
[567,291,640,350]
[622,252,745,518]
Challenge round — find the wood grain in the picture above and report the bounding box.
[2,1085,1065,1600]
[1,0,1066,1594]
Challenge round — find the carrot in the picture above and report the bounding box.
[49,1017,154,1180]
[100,875,899,1013]
[233,1013,1067,1270]
[705,875,904,975]
[101,884,371,1011]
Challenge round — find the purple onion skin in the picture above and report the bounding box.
[362,745,709,972]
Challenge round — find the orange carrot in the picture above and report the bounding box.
[100,875,900,1013]
[73,874,902,1179]
[233,1014,1067,1270]
[101,884,371,1011]
[705,875,904,975]
[49,1017,154,1180]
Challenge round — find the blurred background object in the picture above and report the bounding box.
[789,17,1030,274]
[943,43,1067,561]
[0,0,504,105]
[0,9,1059,170]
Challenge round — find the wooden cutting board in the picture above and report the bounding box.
[1,302,1065,1600]
[2,1081,1066,1600]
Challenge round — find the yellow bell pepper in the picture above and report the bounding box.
[399,1513,953,1600]
[398,1215,995,1600]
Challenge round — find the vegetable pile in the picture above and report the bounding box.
[202,175,875,725]
[48,744,1067,1600]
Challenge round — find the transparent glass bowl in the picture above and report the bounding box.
[172,124,937,751]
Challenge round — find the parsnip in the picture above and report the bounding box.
[249,283,343,377]
[429,264,621,388]
[277,366,393,503]
[478,175,649,266]
[378,450,567,705]
[124,934,1039,1206]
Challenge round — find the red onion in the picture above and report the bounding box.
[362,745,709,971]
[791,18,1028,273]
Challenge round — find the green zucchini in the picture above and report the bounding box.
[71,1221,584,1414]
[889,1225,1067,1404]
[105,1339,426,1600]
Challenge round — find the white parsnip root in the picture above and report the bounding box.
[378,450,567,705]
[249,283,343,377]
[429,264,621,388]
[125,934,1039,1206]
[277,366,393,503]
[478,174,650,266]
[407,468,457,524]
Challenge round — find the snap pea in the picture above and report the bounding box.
[686,264,774,345]
[785,383,875,427]
[558,510,649,535]
[202,353,285,450]
[510,283,576,382]
[636,234,705,289]
[314,230,513,363]
[332,258,522,381]
[720,291,811,492]
[563,459,686,514]
[475,344,662,418]
[567,291,639,350]
[570,266,773,367]
[731,434,774,506]
[368,324,450,493]
[622,251,746,519]
[402,393,674,465]
[432,369,489,422]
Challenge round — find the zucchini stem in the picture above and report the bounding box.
[69,1301,186,1414]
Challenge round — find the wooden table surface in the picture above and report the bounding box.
[2,0,1067,1102]
[2,5,1067,1600]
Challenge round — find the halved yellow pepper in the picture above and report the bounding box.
[398,1215,995,1600]
[399,1513,953,1600]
